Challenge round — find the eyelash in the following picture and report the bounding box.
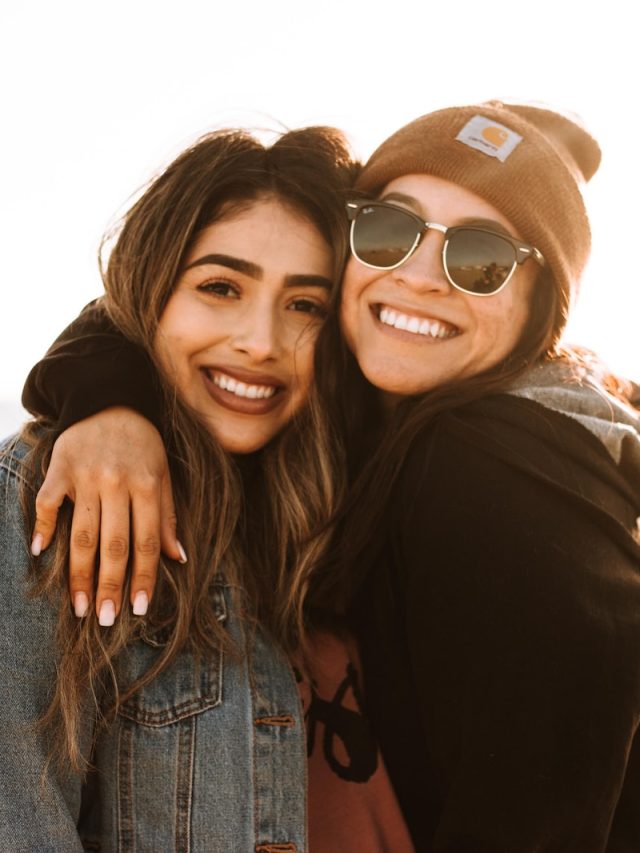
[197,280,240,299]
[196,281,327,317]
[288,297,328,318]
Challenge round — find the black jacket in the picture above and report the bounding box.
[349,371,640,851]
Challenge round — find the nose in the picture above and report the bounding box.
[391,230,452,294]
[231,304,283,362]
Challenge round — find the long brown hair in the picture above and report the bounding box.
[17,126,358,770]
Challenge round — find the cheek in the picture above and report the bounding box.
[503,279,535,346]
[156,295,214,355]
[153,297,197,378]
[474,289,531,360]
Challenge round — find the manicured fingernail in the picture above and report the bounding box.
[31,533,44,557]
[98,600,116,627]
[132,591,148,616]
[74,592,89,618]
[177,540,188,564]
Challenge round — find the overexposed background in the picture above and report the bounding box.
[2,0,638,435]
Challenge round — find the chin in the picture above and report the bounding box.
[216,432,273,455]
[361,364,428,398]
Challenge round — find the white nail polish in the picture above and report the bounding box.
[177,541,188,564]
[74,592,89,618]
[133,591,148,617]
[31,533,44,557]
[98,600,116,627]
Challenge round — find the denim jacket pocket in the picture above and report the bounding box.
[117,585,227,728]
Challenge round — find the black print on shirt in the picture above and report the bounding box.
[302,662,378,783]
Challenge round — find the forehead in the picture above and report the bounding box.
[185,197,333,273]
[381,173,520,235]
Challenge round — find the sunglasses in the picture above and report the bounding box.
[346,200,545,296]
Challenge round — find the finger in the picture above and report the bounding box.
[32,468,74,555]
[68,493,101,619]
[159,469,185,563]
[95,489,131,627]
[129,486,162,618]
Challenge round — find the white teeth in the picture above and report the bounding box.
[378,307,458,339]
[212,372,276,399]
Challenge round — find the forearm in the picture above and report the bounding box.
[22,300,163,431]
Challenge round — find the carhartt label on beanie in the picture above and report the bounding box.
[456,116,523,162]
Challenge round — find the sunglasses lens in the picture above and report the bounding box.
[352,205,419,268]
[445,230,516,294]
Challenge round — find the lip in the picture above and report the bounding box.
[200,366,286,416]
[370,302,461,342]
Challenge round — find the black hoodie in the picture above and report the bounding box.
[349,362,640,851]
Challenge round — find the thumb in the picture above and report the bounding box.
[32,471,73,555]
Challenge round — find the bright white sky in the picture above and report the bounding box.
[2,0,638,429]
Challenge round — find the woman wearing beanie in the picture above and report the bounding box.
[21,102,640,851]
[325,101,640,850]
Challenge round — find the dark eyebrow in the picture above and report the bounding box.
[184,253,262,278]
[184,253,333,290]
[456,217,513,237]
[379,194,516,238]
[379,191,419,209]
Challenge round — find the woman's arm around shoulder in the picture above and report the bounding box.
[22,300,163,432]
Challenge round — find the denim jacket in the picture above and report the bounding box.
[0,438,307,852]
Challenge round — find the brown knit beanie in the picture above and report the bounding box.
[356,101,601,333]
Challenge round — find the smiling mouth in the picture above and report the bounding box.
[374,305,460,339]
[200,368,284,415]
[211,370,278,399]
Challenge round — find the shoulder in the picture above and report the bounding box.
[0,436,60,659]
[406,360,639,501]
[398,396,562,529]
[0,435,36,568]
[396,387,640,565]
[394,396,640,630]
[0,434,36,502]
[397,392,584,507]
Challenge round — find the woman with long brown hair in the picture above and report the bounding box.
[0,124,372,850]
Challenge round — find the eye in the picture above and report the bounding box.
[196,280,240,299]
[287,297,328,318]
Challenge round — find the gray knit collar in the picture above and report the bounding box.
[508,360,640,472]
